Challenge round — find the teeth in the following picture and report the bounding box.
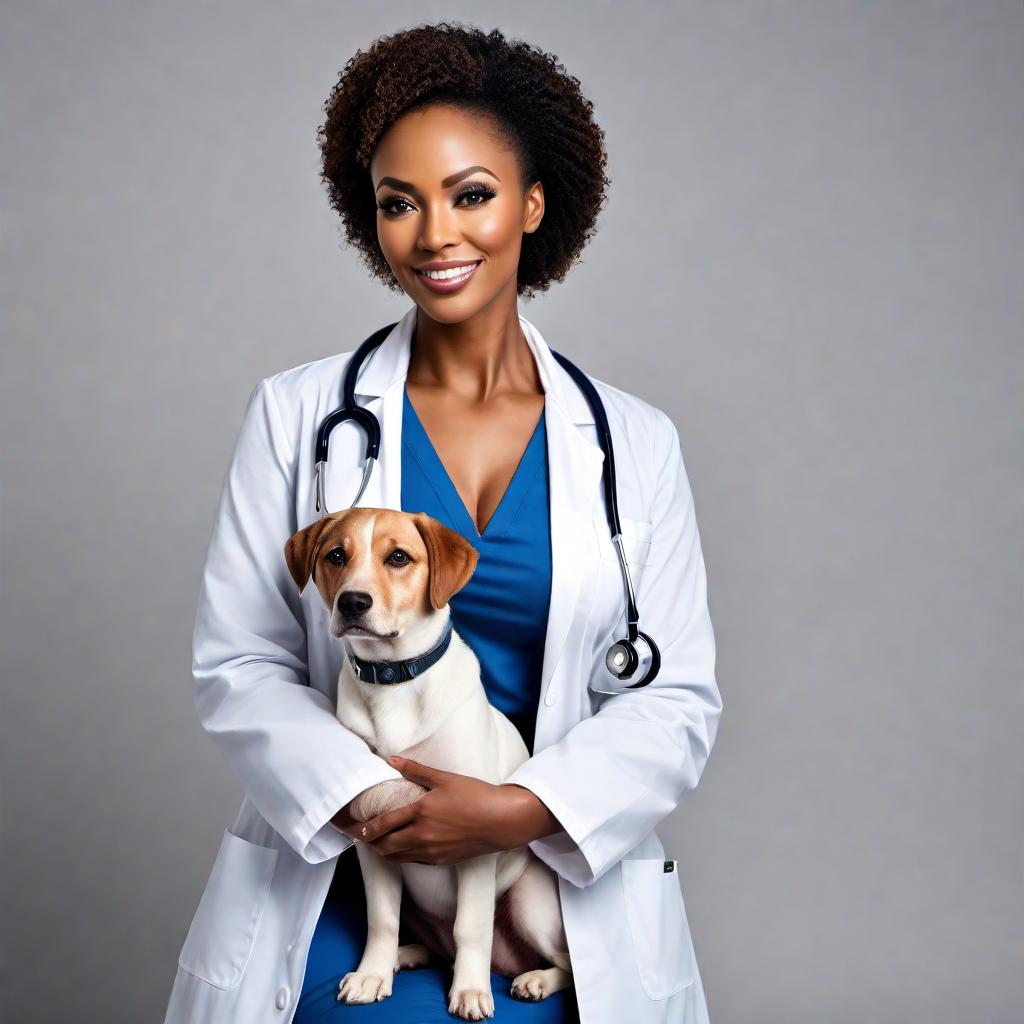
[420,263,478,280]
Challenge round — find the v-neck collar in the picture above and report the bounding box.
[320,305,609,717]
[403,385,545,541]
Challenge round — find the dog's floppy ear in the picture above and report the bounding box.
[284,515,336,594]
[412,513,480,610]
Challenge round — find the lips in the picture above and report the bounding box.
[341,623,399,640]
[414,260,482,294]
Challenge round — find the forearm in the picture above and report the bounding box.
[501,783,564,846]
[328,772,566,862]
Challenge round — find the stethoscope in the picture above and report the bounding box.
[313,323,661,692]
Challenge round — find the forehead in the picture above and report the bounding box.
[371,105,513,180]
[323,509,422,551]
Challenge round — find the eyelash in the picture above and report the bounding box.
[377,183,497,217]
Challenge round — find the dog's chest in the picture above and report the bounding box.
[335,682,428,757]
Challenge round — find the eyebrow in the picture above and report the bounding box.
[374,165,500,195]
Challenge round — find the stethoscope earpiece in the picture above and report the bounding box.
[317,323,661,697]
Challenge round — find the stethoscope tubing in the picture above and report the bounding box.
[313,324,660,689]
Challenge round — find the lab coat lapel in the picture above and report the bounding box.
[354,314,412,514]
[320,308,414,515]
[519,316,606,701]
[538,393,605,701]
[323,305,606,704]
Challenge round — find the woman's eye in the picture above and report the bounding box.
[455,185,496,207]
[376,184,496,218]
[377,196,413,216]
[326,547,346,565]
[387,549,411,566]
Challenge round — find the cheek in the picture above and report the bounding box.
[377,218,408,261]
[380,566,431,616]
[315,570,342,611]
[472,207,524,258]
[414,565,434,613]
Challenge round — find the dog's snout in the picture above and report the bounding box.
[338,590,373,619]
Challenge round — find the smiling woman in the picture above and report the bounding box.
[165,17,721,1024]
[297,24,612,1022]
[318,21,609,303]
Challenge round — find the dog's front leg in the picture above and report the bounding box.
[348,778,428,821]
[448,853,498,1020]
[337,843,403,1005]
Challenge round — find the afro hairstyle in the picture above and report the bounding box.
[317,21,611,299]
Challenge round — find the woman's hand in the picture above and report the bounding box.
[334,755,562,865]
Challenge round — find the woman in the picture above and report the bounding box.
[164,21,722,1024]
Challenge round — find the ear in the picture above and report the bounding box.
[412,513,480,610]
[284,516,336,594]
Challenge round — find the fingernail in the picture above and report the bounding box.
[388,755,400,764]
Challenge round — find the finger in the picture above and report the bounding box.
[388,755,446,788]
[337,820,367,840]
[370,823,422,859]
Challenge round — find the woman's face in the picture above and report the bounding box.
[370,104,544,323]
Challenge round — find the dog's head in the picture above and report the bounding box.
[284,508,478,650]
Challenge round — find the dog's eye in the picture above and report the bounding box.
[325,547,346,565]
[387,549,411,566]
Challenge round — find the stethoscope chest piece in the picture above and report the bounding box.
[604,629,661,689]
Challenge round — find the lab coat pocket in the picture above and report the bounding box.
[178,828,279,990]
[594,517,653,566]
[621,858,694,999]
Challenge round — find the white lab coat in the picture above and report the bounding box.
[163,305,722,1024]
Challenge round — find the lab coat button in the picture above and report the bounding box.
[275,987,289,1011]
[545,691,557,706]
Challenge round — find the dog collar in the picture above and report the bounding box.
[346,616,453,685]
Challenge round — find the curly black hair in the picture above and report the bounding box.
[317,21,610,300]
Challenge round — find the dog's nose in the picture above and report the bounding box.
[337,590,373,619]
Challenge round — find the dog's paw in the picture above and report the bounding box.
[447,984,495,1020]
[394,943,431,972]
[350,779,428,821]
[337,970,392,1003]
[511,967,564,1001]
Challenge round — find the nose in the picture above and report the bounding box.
[338,590,373,619]
[417,199,460,253]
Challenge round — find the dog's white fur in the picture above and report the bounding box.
[286,509,572,1020]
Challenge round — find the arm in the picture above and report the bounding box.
[192,377,402,864]
[504,409,723,887]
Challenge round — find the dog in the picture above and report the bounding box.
[284,507,573,1020]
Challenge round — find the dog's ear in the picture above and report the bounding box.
[284,516,337,594]
[412,513,480,610]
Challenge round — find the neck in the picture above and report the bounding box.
[408,304,540,403]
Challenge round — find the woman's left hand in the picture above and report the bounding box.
[335,755,552,865]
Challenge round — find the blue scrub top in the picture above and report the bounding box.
[400,384,553,754]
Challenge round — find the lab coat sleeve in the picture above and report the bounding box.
[191,377,402,865]
[504,409,722,888]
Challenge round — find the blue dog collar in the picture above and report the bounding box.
[346,616,453,685]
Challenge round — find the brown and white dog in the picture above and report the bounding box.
[284,507,573,1020]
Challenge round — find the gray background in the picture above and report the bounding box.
[2,2,1021,1021]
